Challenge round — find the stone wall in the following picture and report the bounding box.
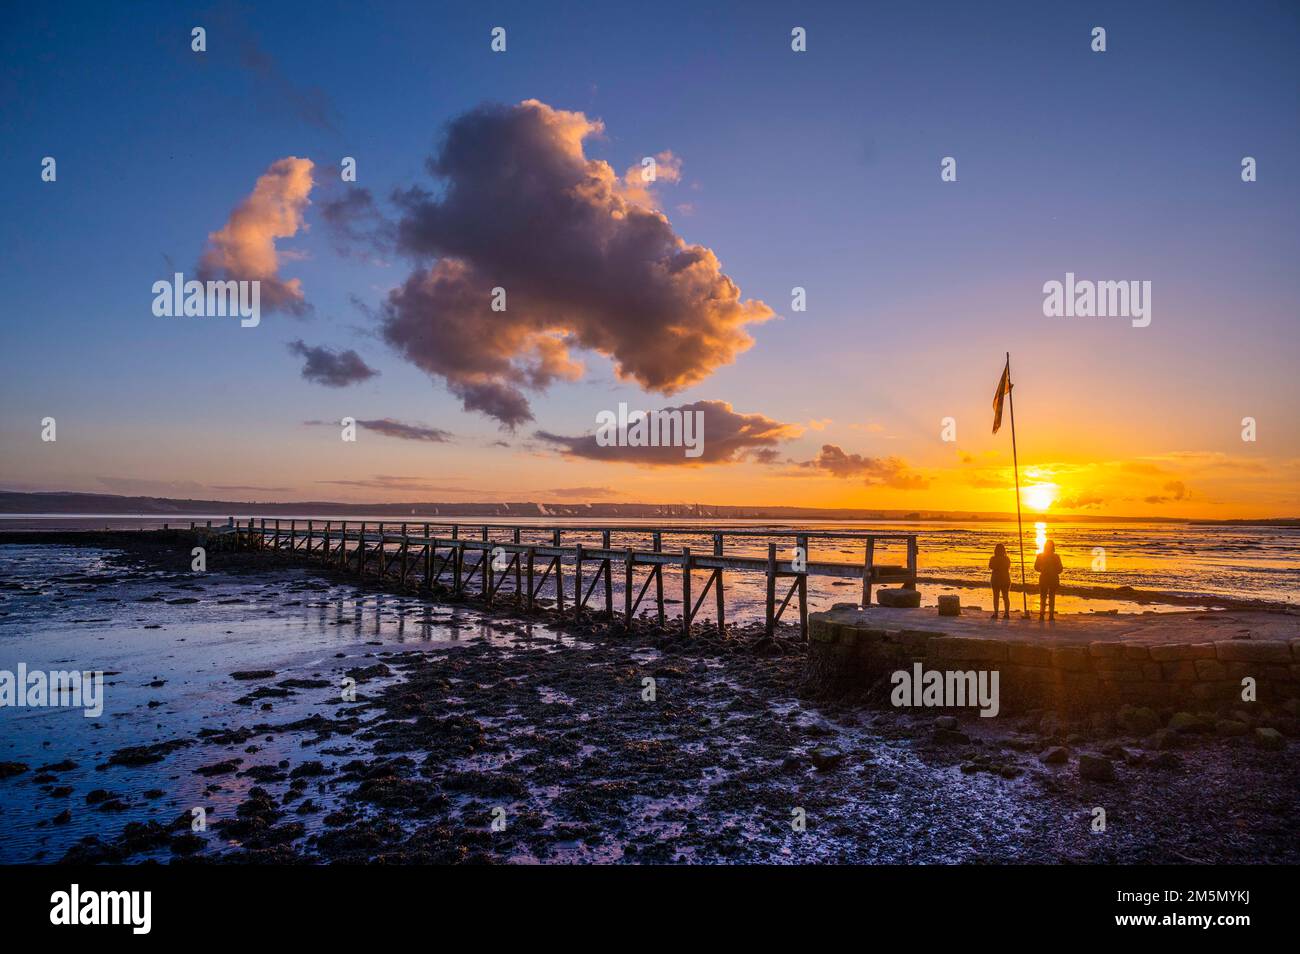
[806,611,1300,714]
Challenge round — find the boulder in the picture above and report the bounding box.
[877,588,922,608]
[934,728,970,746]
[809,747,845,771]
[937,595,961,617]
[1038,746,1069,765]
[1117,705,1160,736]
[1215,719,1249,737]
[1167,711,1209,734]
[1254,727,1284,751]
[1078,754,1116,782]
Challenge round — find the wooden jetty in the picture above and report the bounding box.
[204,519,919,639]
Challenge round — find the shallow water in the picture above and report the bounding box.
[0,544,556,863]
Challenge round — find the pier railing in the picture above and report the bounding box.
[213,519,918,639]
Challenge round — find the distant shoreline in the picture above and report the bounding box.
[3,490,1294,525]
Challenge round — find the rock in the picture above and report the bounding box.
[1215,719,1248,737]
[0,762,29,780]
[934,728,970,746]
[1254,727,1284,751]
[1038,746,1069,765]
[934,716,959,731]
[1117,705,1160,735]
[1167,711,1209,734]
[1146,729,1179,751]
[877,588,921,608]
[809,747,844,771]
[1152,751,1182,770]
[230,670,277,681]
[999,765,1022,779]
[937,595,961,617]
[1078,754,1116,782]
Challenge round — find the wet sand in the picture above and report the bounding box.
[1,534,1296,864]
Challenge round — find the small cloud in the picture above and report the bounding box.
[305,418,452,442]
[1145,480,1190,505]
[536,400,800,466]
[288,339,379,387]
[1058,494,1104,510]
[549,486,619,499]
[315,474,464,492]
[798,444,929,490]
[210,484,295,493]
[198,157,315,315]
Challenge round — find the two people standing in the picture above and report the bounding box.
[988,538,1063,621]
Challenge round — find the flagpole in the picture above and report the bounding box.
[1006,352,1028,616]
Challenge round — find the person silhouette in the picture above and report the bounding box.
[1034,539,1063,621]
[988,543,1011,620]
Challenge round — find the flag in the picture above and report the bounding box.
[992,359,1012,434]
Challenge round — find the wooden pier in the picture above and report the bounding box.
[209,519,919,639]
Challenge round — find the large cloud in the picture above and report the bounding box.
[331,101,773,427]
[199,157,314,315]
[536,400,800,466]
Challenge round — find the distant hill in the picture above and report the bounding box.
[0,490,1217,524]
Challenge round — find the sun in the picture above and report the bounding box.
[1024,483,1058,511]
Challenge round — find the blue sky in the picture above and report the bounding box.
[1,0,1297,516]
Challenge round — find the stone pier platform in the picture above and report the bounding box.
[806,604,1300,713]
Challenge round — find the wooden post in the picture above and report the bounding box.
[797,534,809,640]
[513,528,522,602]
[483,542,493,603]
[339,521,347,567]
[423,540,433,591]
[713,533,725,635]
[765,542,777,638]
[359,522,367,576]
[260,519,266,550]
[681,547,692,636]
[526,546,536,612]
[574,543,584,620]
[602,530,612,619]
[323,521,330,561]
[399,536,409,585]
[624,548,634,626]
[653,531,665,627]
[289,520,296,550]
[453,541,463,594]
[906,536,918,591]
[306,520,313,553]
[863,537,875,607]
[552,530,564,613]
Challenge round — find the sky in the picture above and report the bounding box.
[1,0,1297,519]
